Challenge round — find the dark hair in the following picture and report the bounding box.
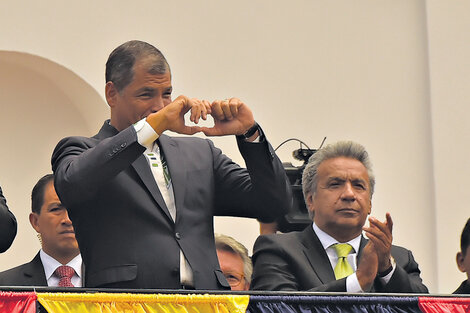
[31,174,54,214]
[461,218,470,255]
[105,40,170,92]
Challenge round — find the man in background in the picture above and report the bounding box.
[251,141,428,293]
[0,184,17,253]
[454,218,470,294]
[52,40,289,289]
[215,233,252,291]
[0,174,82,287]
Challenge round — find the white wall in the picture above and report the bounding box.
[426,0,470,294]
[0,0,468,293]
[0,51,107,270]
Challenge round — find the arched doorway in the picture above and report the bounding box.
[0,51,107,270]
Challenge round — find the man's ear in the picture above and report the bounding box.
[29,212,40,233]
[306,193,315,215]
[105,81,118,107]
[457,252,467,273]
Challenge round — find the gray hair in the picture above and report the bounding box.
[215,233,253,284]
[105,40,170,92]
[302,141,375,210]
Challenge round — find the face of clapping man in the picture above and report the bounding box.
[217,249,250,291]
[307,156,372,243]
[106,57,173,131]
[29,181,79,264]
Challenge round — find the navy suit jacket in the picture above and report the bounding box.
[0,252,47,286]
[0,186,17,253]
[251,225,428,293]
[52,121,290,289]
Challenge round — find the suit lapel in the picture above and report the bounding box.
[131,154,173,222]
[24,252,48,285]
[356,236,368,266]
[158,135,186,223]
[300,226,336,283]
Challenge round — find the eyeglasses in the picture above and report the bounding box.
[223,271,245,287]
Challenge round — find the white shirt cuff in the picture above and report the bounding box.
[134,118,159,148]
[347,273,364,292]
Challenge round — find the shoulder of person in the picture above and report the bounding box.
[254,231,303,249]
[0,261,34,279]
[390,244,416,264]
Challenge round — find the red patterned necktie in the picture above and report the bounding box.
[54,265,75,287]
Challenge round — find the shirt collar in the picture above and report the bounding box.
[312,222,361,253]
[39,249,82,280]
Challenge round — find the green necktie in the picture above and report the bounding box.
[159,148,171,189]
[333,243,354,279]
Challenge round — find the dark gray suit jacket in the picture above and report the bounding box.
[0,252,47,286]
[251,225,428,293]
[0,186,17,253]
[52,121,290,289]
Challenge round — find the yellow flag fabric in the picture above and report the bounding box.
[37,292,249,313]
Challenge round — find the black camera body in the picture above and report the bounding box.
[277,148,317,233]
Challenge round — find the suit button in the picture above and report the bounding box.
[175,232,181,240]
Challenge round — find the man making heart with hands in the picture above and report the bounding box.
[52,40,290,290]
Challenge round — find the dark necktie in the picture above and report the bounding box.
[54,265,75,287]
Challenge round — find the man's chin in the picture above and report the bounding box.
[58,239,79,251]
[61,245,80,255]
[335,219,364,232]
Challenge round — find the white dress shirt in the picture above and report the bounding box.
[40,249,82,287]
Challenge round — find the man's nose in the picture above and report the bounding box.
[151,97,165,112]
[62,210,73,225]
[341,183,356,201]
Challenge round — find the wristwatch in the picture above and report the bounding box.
[236,122,259,140]
[378,256,396,277]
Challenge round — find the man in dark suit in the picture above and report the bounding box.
[51,40,290,290]
[0,174,82,287]
[251,141,428,293]
[0,185,17,253]
[454,218,470,294]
